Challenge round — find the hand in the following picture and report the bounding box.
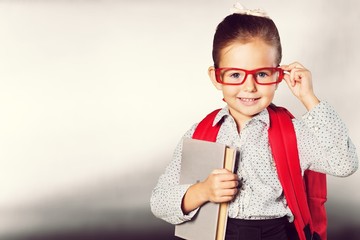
[201,168,239,203]
[181,168,239,214]
[280,62,320,110]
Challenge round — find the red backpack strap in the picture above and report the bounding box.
[193,106,327,240]
[304,170,327,240]
[192,109,222,142]
[267,104,313,240]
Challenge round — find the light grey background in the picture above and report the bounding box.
[0,0,359,239]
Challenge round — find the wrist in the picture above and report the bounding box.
[194,181,210,203]
[301,94,320,111]
[182,182,208,214]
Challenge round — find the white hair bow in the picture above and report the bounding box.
[230,2,269,19]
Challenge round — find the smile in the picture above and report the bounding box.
[239,97,260,102]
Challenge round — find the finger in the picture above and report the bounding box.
[291,68,308,84]
[210,186,238,203]
[218,173,239,183]
[211,168,229,175]
[279,64,290,71]
[281,66,299,87]
[282,74,293,88]
[222,188,238,197]
[290,68,299,84]
[214,195,235,203]
[282,70,296,87]
[216,188,238,199]
[211,169,237,179]
[281,62,305,70]
[220,179,239,189]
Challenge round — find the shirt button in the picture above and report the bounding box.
[314,126,320,131]
[308,115,313,120]
[234,140,241,147]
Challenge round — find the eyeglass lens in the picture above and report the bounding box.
[220,68,281,84]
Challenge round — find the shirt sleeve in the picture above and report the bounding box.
[150,123,200,224]
[294,101,358,177]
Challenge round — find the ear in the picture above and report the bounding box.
[208,66,223,90]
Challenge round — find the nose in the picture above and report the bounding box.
[242,74,257,92]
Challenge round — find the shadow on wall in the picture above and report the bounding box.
[1,171,359,240]
[3,207,360,240]
[3,208,175,240]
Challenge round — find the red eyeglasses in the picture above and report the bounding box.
[215,67,284,85]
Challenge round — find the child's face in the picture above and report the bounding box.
[209,39,279,126]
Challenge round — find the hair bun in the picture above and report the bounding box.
[230,2,270,19]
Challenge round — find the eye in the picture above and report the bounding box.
[228,71,244,79]
[230,72,240,78]
[220,69,246,84]
[256,71,270,78]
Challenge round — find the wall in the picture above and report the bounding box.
[0,0,359,239]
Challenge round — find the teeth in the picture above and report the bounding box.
[241,98,256,102]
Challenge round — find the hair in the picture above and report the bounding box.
[212,14,282,68]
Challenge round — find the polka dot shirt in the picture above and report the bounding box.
[150,101,358,224]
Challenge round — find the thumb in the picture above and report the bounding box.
[283,73,295,88]
[211,169,230,174]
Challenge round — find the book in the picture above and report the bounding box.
[174,138,237,240]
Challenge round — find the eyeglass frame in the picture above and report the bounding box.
[215,67,284,86]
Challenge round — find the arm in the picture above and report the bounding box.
[150,125,238,224]
[182,169,238,214]
[281,62,319,111]
[295,101,358,176]
[150,125,197,225]
[281,62,358,176]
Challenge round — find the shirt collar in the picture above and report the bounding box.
[212,105,270,128]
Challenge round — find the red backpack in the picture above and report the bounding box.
[192,105,327,240]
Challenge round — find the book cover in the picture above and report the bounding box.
[175,138,237,240]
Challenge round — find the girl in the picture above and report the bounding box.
[150,3,358,240]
